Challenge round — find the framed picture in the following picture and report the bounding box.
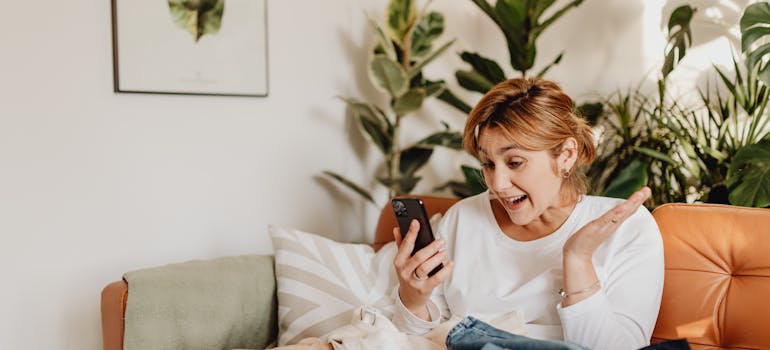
[111,0,269,97]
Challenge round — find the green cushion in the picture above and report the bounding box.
[123,255,277,350]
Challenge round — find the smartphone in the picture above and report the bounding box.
[391,198,444,277]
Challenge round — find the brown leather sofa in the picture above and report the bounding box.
[102,198,770,349]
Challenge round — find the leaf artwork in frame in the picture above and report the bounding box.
[111,0,269,96]
[168,0,225,43]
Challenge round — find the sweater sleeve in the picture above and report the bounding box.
[557,207,665,350]
[390,286,447,334]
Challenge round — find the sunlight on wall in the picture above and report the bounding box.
[643,0,667,80]
[644,0,749,103]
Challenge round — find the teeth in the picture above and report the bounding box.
[506,195,526,204]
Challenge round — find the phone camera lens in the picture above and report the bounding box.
[393,200,406,216]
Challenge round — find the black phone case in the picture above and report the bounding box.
[391,198,444,277]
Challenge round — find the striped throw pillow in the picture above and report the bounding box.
[269,225,398,346]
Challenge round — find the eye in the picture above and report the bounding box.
[480,161,495,170]
[507,160,523,169]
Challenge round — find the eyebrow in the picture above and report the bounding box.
[478,144,520,157]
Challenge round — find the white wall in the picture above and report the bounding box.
[0,0,738,349]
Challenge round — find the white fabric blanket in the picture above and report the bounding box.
[326,306,527,350]
[261,306,527,350]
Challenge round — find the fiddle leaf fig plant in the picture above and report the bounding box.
[324,0,462,205]
[471,0,582,76]
[436,0,585,198]
[439,0,584,112]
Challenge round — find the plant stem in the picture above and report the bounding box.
[389,114,403,198]
[389,15,415,198]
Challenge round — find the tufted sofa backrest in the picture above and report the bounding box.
[651,203,770,349]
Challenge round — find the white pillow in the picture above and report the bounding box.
[269,225,399,346]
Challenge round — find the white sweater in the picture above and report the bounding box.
[392,191,664,350]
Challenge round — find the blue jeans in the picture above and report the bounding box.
[445,316,588,350]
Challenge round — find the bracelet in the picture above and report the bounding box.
[558,280,600,298]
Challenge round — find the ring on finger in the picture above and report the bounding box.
[413,269,427,281]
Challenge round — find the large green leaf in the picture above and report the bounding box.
[407,39,455,79]
[495,0,526,31]
[386,0,416,43]
[340,98,393,155]
[417,130,463,150]
[393,88,426,116]
[575,101,604,126]
[423,80,446,98]
[495,0,529,70]
[411,12,444,59]
[369,54,408,97]
[459,52,506,85]
[726,140,770,208]
[377,175,422,195]
[461,165,487,196]
[662,5,696,79]
[741,2,770,88]
[456,70,496,95]
[436,87,473,114]
[400,146,433,176]
[636,147,680,166]
[340,97,392,129]
[482,0,581,73]
[433,165,487,198]
[367,16,397,61]
[433,180,471,198]
[322,171,376,205]
[168,0,224,42]
[602,159,649,199]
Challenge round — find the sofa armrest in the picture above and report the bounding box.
[101,280,128,350]
[101,255,278,350]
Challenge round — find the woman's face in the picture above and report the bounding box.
[477,127,574,226]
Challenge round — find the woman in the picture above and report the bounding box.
[391,78,664,350]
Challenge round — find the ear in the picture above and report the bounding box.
[558,137,578,171]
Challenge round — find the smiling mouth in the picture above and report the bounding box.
[502,194,527,206]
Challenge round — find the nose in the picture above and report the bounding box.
[486,166,512,192]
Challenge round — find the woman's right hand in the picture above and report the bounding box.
[392,219,454,321]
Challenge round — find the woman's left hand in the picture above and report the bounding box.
[562,186,651,262]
